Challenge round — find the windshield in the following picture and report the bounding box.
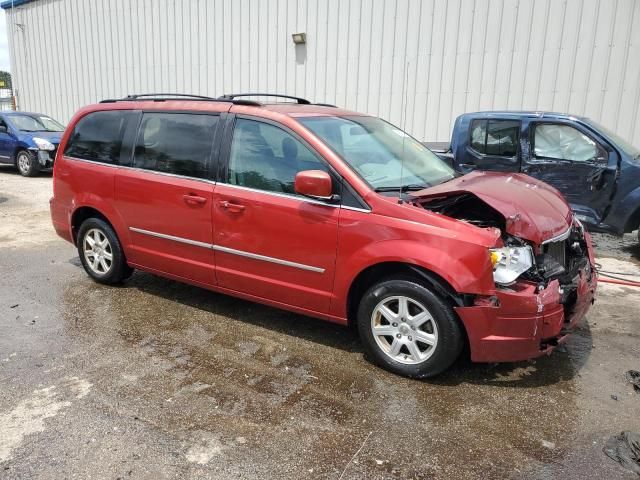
[298,116,455,190]
[584,119,640,157]
[8,114,64,132]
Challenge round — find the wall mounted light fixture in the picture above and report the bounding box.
[291,33,306,44]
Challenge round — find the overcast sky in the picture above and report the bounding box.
[0,9,11,72]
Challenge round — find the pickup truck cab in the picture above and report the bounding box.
[428,112,640,239]
[51,95,596,378]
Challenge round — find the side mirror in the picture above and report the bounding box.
[0,125,7,133]
[294,170,334,201]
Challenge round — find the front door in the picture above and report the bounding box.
[0,116,14,164]
[115,112,220,286]
[523,122,618,226]
[213,116,339,314]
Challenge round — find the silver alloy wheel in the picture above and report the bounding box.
[83,228,113,275]
[371,295,439,365]
[17,152,31,175]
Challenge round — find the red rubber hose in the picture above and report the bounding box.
[597,277,640,287]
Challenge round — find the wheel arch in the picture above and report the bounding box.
[346,261,474,327]
[623,203,640,234]
[70,206,115,246]
[12,143,33,165]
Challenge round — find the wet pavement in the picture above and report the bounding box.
[1,171,639,479]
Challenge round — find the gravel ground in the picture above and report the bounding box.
[1,166,639,479]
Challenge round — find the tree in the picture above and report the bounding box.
[0,71,12,90]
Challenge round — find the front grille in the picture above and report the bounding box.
[543,240,567,268]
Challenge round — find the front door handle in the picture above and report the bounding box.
[183,194,207,205]
[218,200,246,213]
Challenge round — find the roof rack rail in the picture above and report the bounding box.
[218,93,312,105]
[100,93,262,106]
[314,103,337,108]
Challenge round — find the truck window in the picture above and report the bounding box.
[533,124,598,162]
[64,110,135,164]
[469,119,520,157]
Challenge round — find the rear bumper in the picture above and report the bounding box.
[50,197,73,243]
[455,269,597,363]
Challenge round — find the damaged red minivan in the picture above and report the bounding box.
[50,93,597,378]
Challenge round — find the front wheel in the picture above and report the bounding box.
[16,150,40,177]
[77,218,133,284]
[357,278,464,378]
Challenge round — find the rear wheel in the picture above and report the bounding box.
[357,278,464,378]
[16,150,40,177]
[77,218,133,284]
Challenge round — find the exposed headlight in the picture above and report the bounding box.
[33,137,55,151]
[489,246,534,285]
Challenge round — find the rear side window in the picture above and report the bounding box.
[469,119,520,156]
[133,113,218,179]
[64,110,134,164]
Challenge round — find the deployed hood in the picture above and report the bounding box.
[412,171,573,245]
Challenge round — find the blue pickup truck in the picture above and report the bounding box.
[425,112,640,239]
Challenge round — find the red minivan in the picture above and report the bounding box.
[50,93,597,378]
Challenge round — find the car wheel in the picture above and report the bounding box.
[77,218,133,284]
[357,278,464,378]
[16,150,40,177]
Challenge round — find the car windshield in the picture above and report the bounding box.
[298,116,455,191]
[8,114,64,132]
[584,119,640,158]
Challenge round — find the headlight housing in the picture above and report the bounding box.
[33,137,55,151]
[489,246,534,285]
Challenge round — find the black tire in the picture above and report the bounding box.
[357,278,464,378]
[77,217,134,284]
[15,150,40,177]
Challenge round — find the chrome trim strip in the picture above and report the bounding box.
[220,182,339,208]
[541,226,572,244]
[129,227,325,273]
[65,156,217,185]
[65,156,359,209]
[341,205,372,213]
[212,245,325,273]
[129,227,212,249]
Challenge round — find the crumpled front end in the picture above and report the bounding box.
[455,223,597,363]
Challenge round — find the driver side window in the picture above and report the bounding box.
[534,124,599,162]
[228,118,326,195]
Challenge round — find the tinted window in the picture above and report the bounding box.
[534,124,598,162]
[228,118,326,194]
[65,111,134,163]
[469,119,520,156]
[470,119,486,153]
[133,113,218,179]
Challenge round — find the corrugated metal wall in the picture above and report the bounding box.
[5,0,640,145]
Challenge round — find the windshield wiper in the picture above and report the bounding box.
[374,184,430,193]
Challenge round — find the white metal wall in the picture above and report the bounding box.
[6,0,640,145]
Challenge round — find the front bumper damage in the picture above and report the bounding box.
[30,147,56,168]
[455,231,597,363]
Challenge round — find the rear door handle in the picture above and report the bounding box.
[218,200,246,212]
[183,194,207,205]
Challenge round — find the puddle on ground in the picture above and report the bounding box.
[58,268,585,477]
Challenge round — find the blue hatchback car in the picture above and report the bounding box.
[0,111,65,176]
